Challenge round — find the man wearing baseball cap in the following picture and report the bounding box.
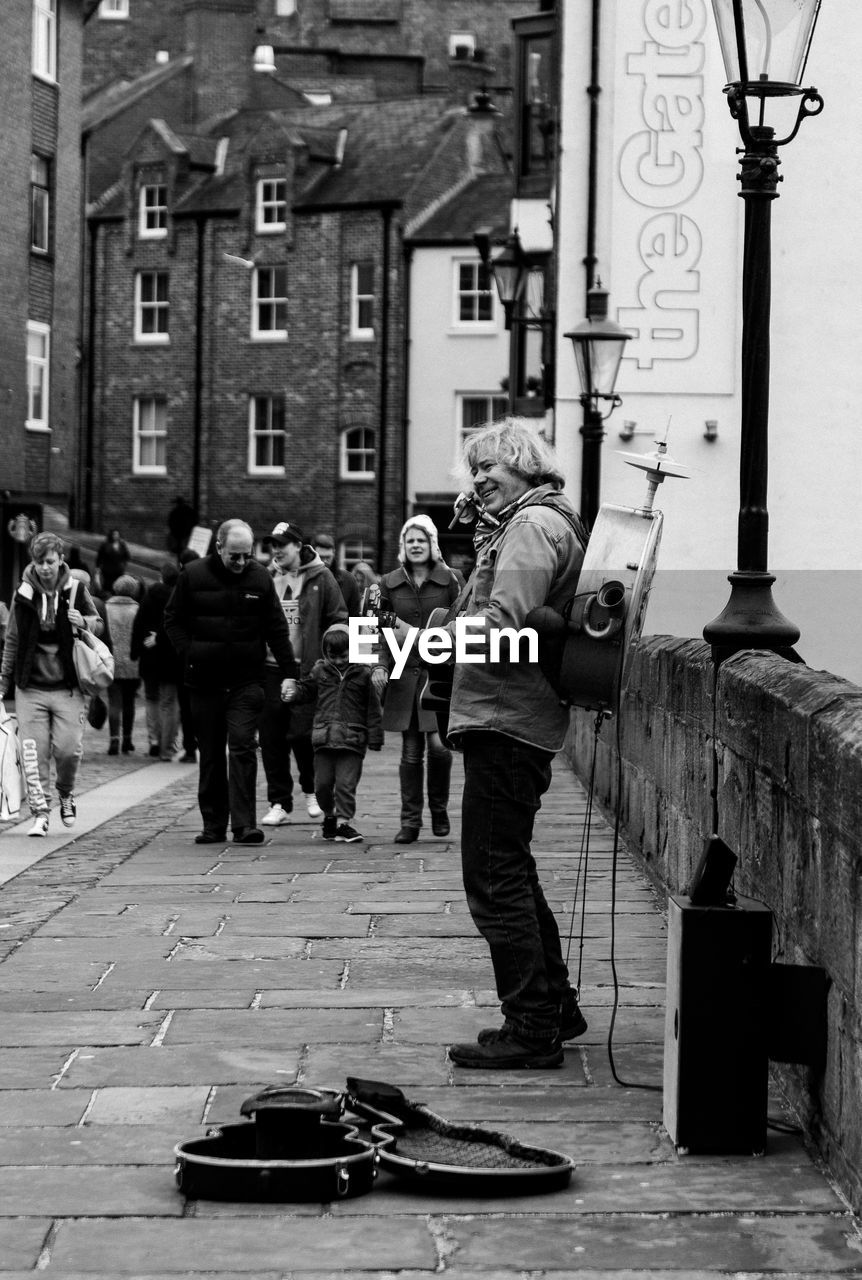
[259,520,348,827]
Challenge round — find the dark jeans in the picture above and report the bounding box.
[108,677,140,741]
[314,749,363,823]
[190,682,265,835]
[460,730,571,1046]
[178,683,197,755]
[259,667,315,807]
[399,718,452,829]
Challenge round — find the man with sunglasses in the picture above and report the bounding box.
[165,518,296,845]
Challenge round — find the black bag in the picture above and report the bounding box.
[87,693,108,730]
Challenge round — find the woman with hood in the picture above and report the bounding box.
[378,515,462,843]
[0,533,103,836]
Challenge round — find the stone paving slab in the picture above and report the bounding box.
[0,735,860,1278]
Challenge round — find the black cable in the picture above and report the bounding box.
[564,711,602,993]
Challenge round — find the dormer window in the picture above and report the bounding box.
[139,183,167,238]
[255,178,287,234]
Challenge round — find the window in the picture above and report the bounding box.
[248,395,286,473]
[99,0,129,16]
[30,155,50,253]
[350,263,375,339]
[32,0,57,81]
[133,397,167,473]
[458,393,508,445]
[340,426,375,480]
[252,266,288,339]
[339,539,375,571]
[455,260,494,326]
[134,270,170,343]
[275,0,296,13]
[449,31,476,59]
[255,178,287,234]
[139,184,167,238]
[26,322,50,431]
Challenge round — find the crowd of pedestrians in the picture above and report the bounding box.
[0,419,591,1073]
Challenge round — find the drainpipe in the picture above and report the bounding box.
[192,215,206,517]
[400,241,412,527]
[83,218,99,529]
[584,0,602,295]
[376,204,393,570]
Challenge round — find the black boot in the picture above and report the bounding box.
[399,761,423,831]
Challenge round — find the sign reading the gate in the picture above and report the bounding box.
[613,0,738,393]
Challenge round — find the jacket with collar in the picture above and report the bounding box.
[378,560,462,732]
[446,484,586,753]
[164,552,295,690]
[0,564,100,694]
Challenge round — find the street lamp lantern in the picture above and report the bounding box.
[702,0,824,660]
[565,283,630,529]
[488,232,528,330]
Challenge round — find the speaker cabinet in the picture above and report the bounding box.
[663,894,773,1154]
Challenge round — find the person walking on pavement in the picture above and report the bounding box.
[258,521,347,829]
[103,575,142,755]
[174,549,201,763]
[95,528,130,596]
[164,519,296,846]
[424,420,589,1069]
[282,623,383,843]
[378,515,462,843]
[0,532,103,836]
[130,562,181,761]
[313,532,360,614]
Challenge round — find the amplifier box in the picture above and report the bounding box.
[663,894,773,1154]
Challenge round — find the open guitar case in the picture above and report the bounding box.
[174,1078,574,1201]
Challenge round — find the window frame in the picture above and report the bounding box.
[453,257,496,329]
[339,538,375,571]
[248,394,287,475]
[98,0,130,17]
[255,178,287,234]
[26,321,51,433]
[350,262,375,340]
[456,392,508,451]
[132,396,168,475]
[32,0,57,83]
[138,183,168,239]
[339,425,376,481]
[448,31,476,59]
[251,265,288,340]
[30,154,51,255]
[134,270,170,344]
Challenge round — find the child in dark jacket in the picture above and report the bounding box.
[282,624,383,843]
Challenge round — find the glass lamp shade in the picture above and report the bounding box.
[565,285,630,399]
[711,0,821,86]
[490,234,528,309]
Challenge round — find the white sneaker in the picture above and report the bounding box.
[304,793,323,819]
[28,813,49,838]
[261,803,290,826]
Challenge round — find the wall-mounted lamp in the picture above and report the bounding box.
[704,419,719,442]
[619,420,637,442]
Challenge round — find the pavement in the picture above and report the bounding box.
[0,716,860,1278]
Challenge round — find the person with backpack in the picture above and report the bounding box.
[416,420,589,1070]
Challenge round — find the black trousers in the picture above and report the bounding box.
[189,682,265,835]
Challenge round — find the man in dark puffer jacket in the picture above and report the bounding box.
[164,518,296,845]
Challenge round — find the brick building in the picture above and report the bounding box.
[0,1,98,599]
[83,0,529,102]
[83,7,507,568]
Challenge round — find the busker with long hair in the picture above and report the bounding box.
[0,532,103,836]
[378,515,462,843]
[387,421,590,1069]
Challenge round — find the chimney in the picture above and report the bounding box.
[466,87,502,175]
[183,0,257,124]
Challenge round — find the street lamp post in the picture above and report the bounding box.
[565,283,630,530]
[703,0,824,659]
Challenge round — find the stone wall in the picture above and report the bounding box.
[565,635,862,1214]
